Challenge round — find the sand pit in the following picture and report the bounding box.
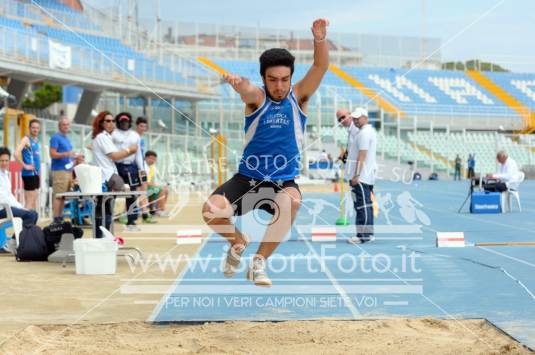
[1,318,531,354]
[1,193,533,354]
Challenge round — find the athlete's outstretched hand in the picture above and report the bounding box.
[222,72,262,105]
[311,18,329,41]
[223,73,245,90]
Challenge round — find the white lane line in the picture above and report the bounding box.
[299,230,361,318]
[147,235,211,322]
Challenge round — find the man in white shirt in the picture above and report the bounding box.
[486,151,521,192]
[335,108,359,179]
[0,147,38,229]
[346,108,377,244]
[335,108,358,222]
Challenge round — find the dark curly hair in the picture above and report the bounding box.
[259,48,295,77]
[0,147,11,158]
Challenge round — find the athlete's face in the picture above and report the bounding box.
[29,122,40,137]
[263,66,292,101]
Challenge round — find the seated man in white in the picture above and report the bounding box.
[485,150,521,192]
[0,147,39,253]
[0,147,38,254]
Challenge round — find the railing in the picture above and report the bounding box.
[0,25,220,92]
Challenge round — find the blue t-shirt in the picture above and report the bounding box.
[468,158,475,169]
[50,133,73,171]
[140,137,145,158]
[21,136,41,176]
[238,87,306,181]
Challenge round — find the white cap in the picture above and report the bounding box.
[351,107,368,119]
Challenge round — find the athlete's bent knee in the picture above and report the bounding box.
[202,195,233,222]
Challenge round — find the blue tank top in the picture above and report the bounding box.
[238,87,306,181]
[21,136,41,176]
[140,137,145,158]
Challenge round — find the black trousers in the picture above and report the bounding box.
[351,182,374,239]
[116,163,140,225]
[95,196,113,239]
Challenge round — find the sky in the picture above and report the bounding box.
[86,0,535,73]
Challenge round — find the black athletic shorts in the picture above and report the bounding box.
[211,173,301,216]
[22,175,40,191]
[116,162,141,188]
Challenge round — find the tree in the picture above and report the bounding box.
[441,60,509,72]
[22,83,62,109]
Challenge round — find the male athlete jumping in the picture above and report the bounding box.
[202,19,329,287]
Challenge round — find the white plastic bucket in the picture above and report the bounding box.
[74,164,102,194]
[73,239,118,275]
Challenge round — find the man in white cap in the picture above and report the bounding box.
[347,107,377,244]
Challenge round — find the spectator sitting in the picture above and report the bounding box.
[485,150,521,192]
[0,147,39,230]
[145,151,169,217]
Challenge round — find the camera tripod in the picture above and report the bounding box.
[458,180,476,213]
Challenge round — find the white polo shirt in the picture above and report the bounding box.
[92,131,119,182]
[344,122,359,179]
[0,169,23,209]
[112,129,143,167]
[352,123,377,185]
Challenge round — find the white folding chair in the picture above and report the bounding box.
[0,203,23,247]
[508,171,525,212]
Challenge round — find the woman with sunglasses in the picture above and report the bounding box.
[91,111,138,238]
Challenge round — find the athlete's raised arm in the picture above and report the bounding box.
[294,18,330,110]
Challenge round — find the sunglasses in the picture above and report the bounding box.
[337,114,349,122]
[104,119,114,123]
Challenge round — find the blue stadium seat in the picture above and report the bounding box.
[486,72,535,110]
[211,59,521,118]
[0,15,190,86]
